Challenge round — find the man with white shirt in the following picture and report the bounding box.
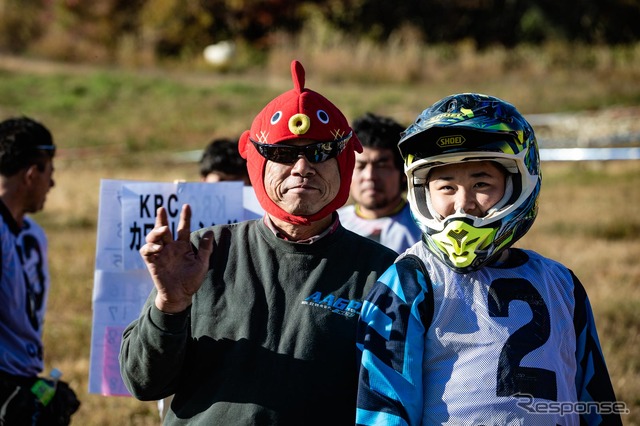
[339,112,421,254]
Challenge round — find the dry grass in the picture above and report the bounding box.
[267,29,640,112]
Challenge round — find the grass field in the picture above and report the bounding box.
[1,44,639,424]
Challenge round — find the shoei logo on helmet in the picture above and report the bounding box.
[437,135,466,148]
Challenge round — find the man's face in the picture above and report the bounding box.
[350,147,404,212]
[264,140,340,216]
[26,159,55,213]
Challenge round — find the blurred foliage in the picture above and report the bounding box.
[0,0,47,52]
[1,0,639,65]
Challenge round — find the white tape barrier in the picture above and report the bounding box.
[539,147,640,161]
[175,147,640,163]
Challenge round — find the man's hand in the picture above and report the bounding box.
[139,204,215,313]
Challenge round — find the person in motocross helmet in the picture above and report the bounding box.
[356,93,622,425]
[399,93,541,273]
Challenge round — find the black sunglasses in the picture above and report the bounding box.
[250,132,351,164]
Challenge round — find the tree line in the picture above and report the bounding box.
[1,0,638,62]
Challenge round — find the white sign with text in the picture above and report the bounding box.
[89,179,247,395]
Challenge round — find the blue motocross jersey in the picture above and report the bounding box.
[356,243,622,426]
[0,200,50,377]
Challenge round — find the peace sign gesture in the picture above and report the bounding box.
[139,204,215,313]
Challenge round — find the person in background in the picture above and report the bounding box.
[338,112,421,254]
[0,116,79,425]
[199,136,263,221]
[199,137,251,185]
[120,60,397,425]
[355,93,622,425]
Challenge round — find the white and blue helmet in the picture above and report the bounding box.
[399,93,541,273]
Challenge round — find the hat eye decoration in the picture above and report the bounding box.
[271,111,283,125]
[317,110,330,124]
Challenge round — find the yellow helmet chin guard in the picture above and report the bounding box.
[430,220,495,269]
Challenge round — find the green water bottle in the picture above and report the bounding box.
[30,368,62,406]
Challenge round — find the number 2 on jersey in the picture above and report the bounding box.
[488,278,558,401]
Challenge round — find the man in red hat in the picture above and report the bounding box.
[120,60,397,425]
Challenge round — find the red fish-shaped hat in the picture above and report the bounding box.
[239,60,362,225]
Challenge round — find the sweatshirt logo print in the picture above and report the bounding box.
[302,291,363,317]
